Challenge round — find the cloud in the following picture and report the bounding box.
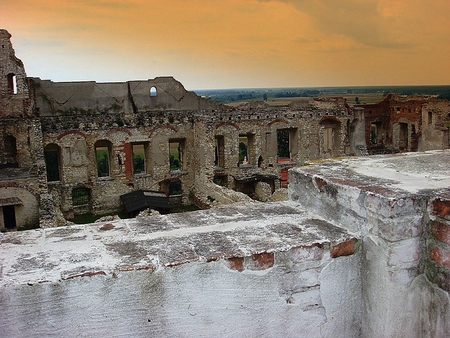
[258,0,421,49]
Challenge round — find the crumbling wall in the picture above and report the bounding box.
[289,152,450,337]
[0,202,362,337]
[0,29,33,118]
[419,100,450,151]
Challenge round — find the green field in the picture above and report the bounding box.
[195,85,450,106]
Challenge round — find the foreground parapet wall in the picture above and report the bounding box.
[0,202,361,337]
[290,150,450,337]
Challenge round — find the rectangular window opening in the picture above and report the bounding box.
[132,144,146,174]
[96,146,110,177]
[169,180,182,196]
[277,129,290,162]
[3,205,17,229]
[44,150,60,182]
[169,140,184,171]
[215,136,225,167]
[399,123,409,150]
[239,136,249,165]
[72,188,90,206]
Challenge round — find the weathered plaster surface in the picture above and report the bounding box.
[0,201,361,337]
[290,150,450,337]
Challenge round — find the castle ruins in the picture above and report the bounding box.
[1,29,450,337]
[1,29,449,230]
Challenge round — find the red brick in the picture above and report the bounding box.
[314,177,327,191]
[251,252,274,270]
[331,239,355,258]
[431,199,450,219]
[226,257,244,272]
[430,247,450,269]
[99,223,115,231]
[431,221,450,245]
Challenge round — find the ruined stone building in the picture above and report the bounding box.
[1,28,449,230]
[1,28,450,338]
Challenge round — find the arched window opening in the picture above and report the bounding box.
[7,73,17,94]
[44,144,61,182]
[95,140,112,177]
[150,86,157,97]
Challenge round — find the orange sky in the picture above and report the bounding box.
[2,0,450,89]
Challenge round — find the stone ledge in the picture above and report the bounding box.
[0,201,358,286]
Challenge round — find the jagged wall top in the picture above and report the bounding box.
[0,29,32,117]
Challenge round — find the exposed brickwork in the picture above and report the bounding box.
[331,239,355,258]
[314,177,327,191]
[431,199,450,220]
[431,221,450,245]
[429,247,450,269]
[249,252,274,270]
[99,223,115,231]
[226,257,245,271]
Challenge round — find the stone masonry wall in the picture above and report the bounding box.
[289,151,450,337]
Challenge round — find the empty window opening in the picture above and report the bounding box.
[370,122,383,146]
[320,120,340,156]
[215,136,225,167]
[323,128,333,151]
[428,111,433,126]
[239,136,249,165]
[72,188,90,206]
[132,143,146,174]
[7,73,17,94]
[44,144,61,182]
[169,180,182,196]
[150,86,157,97]
[2,205,17,229]
[169,140,184,170]
[399,123,409,150]
[95,141,112,177]
[3,135,18,167]
[277,129,290,161]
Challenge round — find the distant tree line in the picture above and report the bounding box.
[197,86,450,104]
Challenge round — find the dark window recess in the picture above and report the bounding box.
[72,188,90,206]
[215,136,225,167]
[3,205,16,229]
[44,150,60,181]
[3,135,17,166]
[277,129,290,159]
[169,180,182,195]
